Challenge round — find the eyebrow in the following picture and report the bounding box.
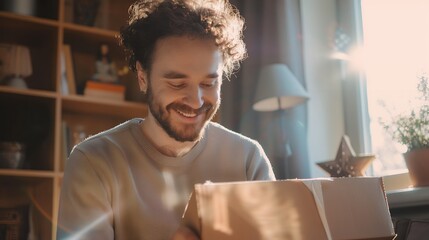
[162,71,219,79]
[163,71,186,79]
[207,73,219,78]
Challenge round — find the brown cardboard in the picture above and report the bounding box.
[182,177,396,240]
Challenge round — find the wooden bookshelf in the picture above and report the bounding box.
[0,1,145,239]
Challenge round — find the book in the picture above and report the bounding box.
[84,80,125,101]
[60,49,69,95]
[84,88,125,101]
[85,80,125,92]
[62,44,76,95]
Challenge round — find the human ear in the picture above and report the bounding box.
[136,61,148,93]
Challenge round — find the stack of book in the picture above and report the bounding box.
[83,80,125,101]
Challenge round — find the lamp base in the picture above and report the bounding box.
[7,77,28,89]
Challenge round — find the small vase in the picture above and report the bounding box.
[403,148,429,187]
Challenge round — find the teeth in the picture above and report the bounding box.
[176,109,197,118]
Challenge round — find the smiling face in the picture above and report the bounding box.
[137,36,223,142]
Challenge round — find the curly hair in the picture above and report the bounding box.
[119,0,247,79]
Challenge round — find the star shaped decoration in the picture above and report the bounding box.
[317,135,375,177]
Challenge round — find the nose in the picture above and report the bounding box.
[184,85,204,109]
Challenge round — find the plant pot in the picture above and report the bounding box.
[403,148,429,187]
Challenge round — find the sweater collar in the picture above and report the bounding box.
[131,118,208,167]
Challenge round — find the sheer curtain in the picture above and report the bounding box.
[336,0,371,155]
[221,0,310,179]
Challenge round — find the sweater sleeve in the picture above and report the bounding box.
[57,148,114,240]
[246,141,276,181]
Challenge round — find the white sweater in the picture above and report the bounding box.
[57,118,275,240]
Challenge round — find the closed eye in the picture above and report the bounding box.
[169,82,186,89]
[201,73,220,88]
[201,80,218,88]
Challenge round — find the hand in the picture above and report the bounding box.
[171,226,200,240]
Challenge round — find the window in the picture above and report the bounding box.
[360,0,428,175]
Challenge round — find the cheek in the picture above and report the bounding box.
[202,88,221,104]
[151,86,176,105]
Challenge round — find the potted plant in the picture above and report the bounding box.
[382,74,429,187]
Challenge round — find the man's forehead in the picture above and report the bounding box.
[150,36,223,75]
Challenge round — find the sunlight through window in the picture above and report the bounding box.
[361,0,429,175]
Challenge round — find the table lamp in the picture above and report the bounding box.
[253,64,308,111]
[0,44,32,89]
[253,64,309,177]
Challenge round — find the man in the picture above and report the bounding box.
[57,0,275,239]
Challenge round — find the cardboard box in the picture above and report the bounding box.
[182,177,396,240]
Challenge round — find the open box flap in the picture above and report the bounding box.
[182,178,396,240]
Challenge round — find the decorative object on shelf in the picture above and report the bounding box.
[381,74,429,187]
[0,141,26,169]
[92,43,119,83]
[317,135,375,177]
[73,0,101,26]
[0,44,32,89]
[253,64,309,178]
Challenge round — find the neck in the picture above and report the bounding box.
[140,115,198,157]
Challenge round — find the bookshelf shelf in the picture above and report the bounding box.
[0,1,142,239]
[0,169,56,178]
[0,11,59,27]
[0,86,57,99]
[63,22,118,38]
[62,94,147,119]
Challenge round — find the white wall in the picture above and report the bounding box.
[300,0,345,177]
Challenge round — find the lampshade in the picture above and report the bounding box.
[253,64,309,112]
[0,43,32,89]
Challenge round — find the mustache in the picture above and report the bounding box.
[167,102,213,115]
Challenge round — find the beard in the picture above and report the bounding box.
[146,83,219,142]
